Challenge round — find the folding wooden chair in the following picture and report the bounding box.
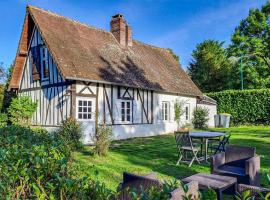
[174,131,200,167]
[209,133,231,155]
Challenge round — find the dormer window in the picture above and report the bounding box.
[41,46,49,80]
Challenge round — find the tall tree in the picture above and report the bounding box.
[228,2,270,89]
[188,40,231,92]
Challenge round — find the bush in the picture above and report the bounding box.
[0,112,8,127]
[57,117,83,150]
[0,125,116,199]
[192,107,209,129]
[174,100,185,130]
[93,124,113,156]
[208,89,270,125]
[7,96,37,126]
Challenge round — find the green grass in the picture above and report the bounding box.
[74,126,270,191]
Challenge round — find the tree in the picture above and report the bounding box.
[228,2,270,89]
[167,48,180,62]
[1,63,16,112]
[188,40,232,92]
[8,96,37,126]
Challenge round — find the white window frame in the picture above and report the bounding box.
[121,101,132,123]
[162,101,170,121]
[41,46,49,81]
[76,97,94,121]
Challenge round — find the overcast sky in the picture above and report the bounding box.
[0,0,267,70]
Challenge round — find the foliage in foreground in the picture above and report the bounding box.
[192,107,209,129]
[208,89,270,125]
[57,117,83,150]
[93,124,113,156]
[0,125,115,199]
[7,96,37,126]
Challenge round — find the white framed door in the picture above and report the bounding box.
[76,96,96,144]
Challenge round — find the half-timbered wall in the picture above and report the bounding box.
[19,27,71,127]
[75,81,201,141]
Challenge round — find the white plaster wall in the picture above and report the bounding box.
[111,91,197,140]
[197,104,217,127]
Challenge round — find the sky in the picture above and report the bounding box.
[0,0,267,71]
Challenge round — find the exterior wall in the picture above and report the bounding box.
[75,81,198,143]
[112,92,197,140]
[19,27,71,127]
[197,104,217,127]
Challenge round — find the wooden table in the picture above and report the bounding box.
[182,173,237,200]
[190,131,225,162]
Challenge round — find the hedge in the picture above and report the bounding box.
[207,89,270,125]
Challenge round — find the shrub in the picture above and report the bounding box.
[57,117,83,150]
[174,100,185,130]
[0,125,116,199]
[192,107,209,129]
[7,96,37,126]
[0,112,8,127]
[208,89,270,125]
[93,124,113,156]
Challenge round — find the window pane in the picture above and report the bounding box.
[127,108,130,115]
[88,114,91,119]
[127,115,130,121]
[83,101,87,106]
[88,107,91,112]
[88,101,92,106]
[79,107,82,112]
[83,114,87,119]
[127,102,130,108]
[79,101,82,106]
[83,107,87,112]
[78,114,82,119]
[121,102,125,109]
[122,114,125,121]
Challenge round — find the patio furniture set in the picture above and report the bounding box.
[173,131,268,199]
[116,131,269,200]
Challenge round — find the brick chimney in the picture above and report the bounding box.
[110,14,132,47]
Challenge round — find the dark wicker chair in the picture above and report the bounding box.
[211,145,260,186]
[117,172,199,200]
[238,184,270,199]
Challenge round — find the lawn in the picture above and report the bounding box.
[74,126,270,191]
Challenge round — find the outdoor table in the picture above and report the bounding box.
[182,173,237,200]
[189,131,225,162]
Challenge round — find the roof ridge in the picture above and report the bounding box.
[133,40,170,52]
[27,5,170,52]
[27,5,110,35]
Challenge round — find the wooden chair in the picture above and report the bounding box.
[209,133,231,154]
[175,131,200,167]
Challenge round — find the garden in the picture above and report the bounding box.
[0,92,270,199]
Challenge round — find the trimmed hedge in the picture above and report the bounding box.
[208,89,270,125]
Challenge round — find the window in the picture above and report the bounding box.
[162,101,170,121]
[41,47,49,80]
[185,105,189,120]
[121,101,131,122]
[77,100,92,120]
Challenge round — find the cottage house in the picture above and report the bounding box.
[9,6,217,144]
